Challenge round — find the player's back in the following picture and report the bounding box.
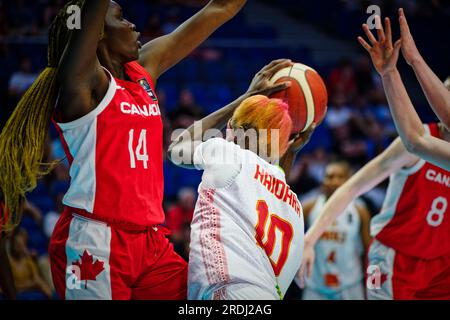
[188,138,304,300]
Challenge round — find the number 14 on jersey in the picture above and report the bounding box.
[128,129,149,169]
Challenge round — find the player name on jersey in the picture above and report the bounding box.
[120,101,161,117]
[253,164,302,216]
[426,169,450,187]
[320,230,347,243]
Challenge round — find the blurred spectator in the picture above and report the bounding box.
[165,188,197,261]
[327,58,357,100]
[354,55,375,95]
[8,228,52,300]
[165,187,196,237]
[325,91,352,129]
[8,57,37,106]
[169,88,204,128]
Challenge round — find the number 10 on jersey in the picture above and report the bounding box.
[255,200,294,276]
[128,129,149,169]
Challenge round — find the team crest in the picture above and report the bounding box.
[138,78,158,102]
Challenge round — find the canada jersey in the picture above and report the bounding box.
[371,124,450,259]
[188,138,304,300]
[52,62,164,226]
[305,195,364,293]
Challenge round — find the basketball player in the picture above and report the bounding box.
[298,122,450,299]
[0,0,253,300]
[299,160,371,300]
[358,11,450,170]
[168,59,315,300]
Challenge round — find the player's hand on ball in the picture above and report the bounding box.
[296,242,315,288]
[398,8,422,66]
[246,59,293,97]
[287,124,316,154]
[358,15,402,76]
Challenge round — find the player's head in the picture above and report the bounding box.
[227,95,293,161]
[98,1,141,63]
[322,160,352,197]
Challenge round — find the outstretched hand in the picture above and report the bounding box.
[246,59,293,97]
[398,8,422,66]
[358,15,402,77]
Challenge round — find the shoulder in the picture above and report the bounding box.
[194,138,242,168]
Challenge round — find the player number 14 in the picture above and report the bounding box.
[128,129,149,169]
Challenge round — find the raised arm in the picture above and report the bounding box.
[168,59,292,169]
[358,15,450,170]
[296,138,418,287]
[57,0,110,122]
[398,8,450,130]
[138,0,247,80]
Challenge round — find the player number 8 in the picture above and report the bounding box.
[426,196,447,227]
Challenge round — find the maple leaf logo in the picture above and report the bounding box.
[72,250,105,289]
[380,273,388,286]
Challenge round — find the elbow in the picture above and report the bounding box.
[403,135,426,155]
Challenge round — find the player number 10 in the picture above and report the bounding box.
[128,129,149,169]
[255,200,294,276]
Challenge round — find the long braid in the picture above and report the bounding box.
[0,0,84,232]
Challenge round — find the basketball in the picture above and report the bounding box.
[269,63,328,134]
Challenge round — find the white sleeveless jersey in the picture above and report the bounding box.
[188,138,304,300]
[305,195,364,293]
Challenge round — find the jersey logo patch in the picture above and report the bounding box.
[138,78,158,102]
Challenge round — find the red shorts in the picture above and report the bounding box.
[367,240,450,300]
[49,207,187,300]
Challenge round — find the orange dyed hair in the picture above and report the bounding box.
[231,95,293,159]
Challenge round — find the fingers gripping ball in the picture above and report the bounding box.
[269,63,328,134]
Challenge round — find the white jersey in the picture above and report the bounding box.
[188,138,304,300]
[304,195,364,295]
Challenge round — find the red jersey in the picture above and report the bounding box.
[53,62,164,226]
[371,124,450,259]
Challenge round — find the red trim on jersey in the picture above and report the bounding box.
[52,119,74,165]
[198,188,229,299]
[49,211,73,299]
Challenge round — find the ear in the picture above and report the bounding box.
[227,119,233,130]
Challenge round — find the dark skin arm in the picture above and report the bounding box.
[138,0,246,81]
[279,125,316,180]
[0,233,16,300]
[56,0,110,123]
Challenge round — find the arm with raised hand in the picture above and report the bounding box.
[57,0,110,122]
[398,8,450,130]
[139,0,247,81]
[358,15,450,170]
[297,138,418,287]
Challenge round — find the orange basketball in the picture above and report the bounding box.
[269,63,328,134]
